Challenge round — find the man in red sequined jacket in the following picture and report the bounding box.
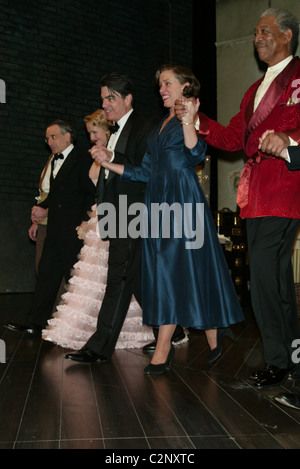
[176,8,300,388]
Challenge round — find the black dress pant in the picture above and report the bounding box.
[247,216,300,368]
[27,236,83,327]
[86,235,142,358]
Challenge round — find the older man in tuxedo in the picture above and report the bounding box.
[5,119,95,333]
[176,7,300,388]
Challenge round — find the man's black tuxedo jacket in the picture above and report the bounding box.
[287,146,300,171]
[96,110,155,217]
[40,147,96,239]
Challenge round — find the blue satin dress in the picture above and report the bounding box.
[122,115,244,329]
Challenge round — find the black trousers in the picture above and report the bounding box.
[247,216,300,368]
[27,236,83,327]
[86,235,143,358]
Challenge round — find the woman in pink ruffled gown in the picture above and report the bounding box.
[42,110,153,350]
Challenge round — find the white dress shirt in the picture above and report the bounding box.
[39,143,74,195]
[254,55,294,111]
[105,109,133,178]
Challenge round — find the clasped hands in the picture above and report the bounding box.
[175,97,199,125]
[31,205,48,223]
[89,145,112,166]
[175,99,290,160]
[258,130,290,160]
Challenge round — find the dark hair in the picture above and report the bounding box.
[100,72,135,105]
[46,119,76,143]
[261,8,299,55]
[155,64,200,98]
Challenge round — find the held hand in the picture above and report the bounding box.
[76,221,88,240]
[31,206,48,223]
[181,98,199,125]
[174,99,189,120]
[258,129,274,147]
[258,131,290,158]
[89,145,112,165]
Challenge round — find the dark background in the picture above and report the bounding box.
[0,0,217,292]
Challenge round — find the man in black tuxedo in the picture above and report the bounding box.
[66,73,186,363]
[5,119,95,333]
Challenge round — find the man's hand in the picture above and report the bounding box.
[258,130,290,159]
[89,145,112,165]
[28,223,38,241]
[174,99,189,121]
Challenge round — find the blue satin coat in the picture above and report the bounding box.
[122,114,244,329]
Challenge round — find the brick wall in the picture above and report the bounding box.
[0,0,196,292]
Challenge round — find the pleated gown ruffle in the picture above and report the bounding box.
[42,204,153,350]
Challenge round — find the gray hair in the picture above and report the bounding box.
[261,8,299,55]
[47,119,76,143]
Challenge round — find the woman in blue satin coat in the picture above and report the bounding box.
[91,65,244,374]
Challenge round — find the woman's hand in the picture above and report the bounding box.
[76,221,88,240]
[181,97,200,125]
[31,206,48,223]
[174,97,199,124]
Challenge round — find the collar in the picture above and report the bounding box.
[116,109,134,132]
[59,143,74,159]
[266,55,293,74]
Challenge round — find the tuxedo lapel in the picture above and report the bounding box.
[39,155,53,190]
[245,58,300,143]
[48,148,78,194]
[106,112,135,184]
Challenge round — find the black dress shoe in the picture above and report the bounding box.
[65,348,108,363]
[144,345,175,375]
[250,364,294,380]
[275,392,300,410]
[4,321,42,335]
[207,327,236,363]
[253,365,290,389]
[142,329,188,353]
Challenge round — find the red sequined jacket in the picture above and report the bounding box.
[198,57,300,219]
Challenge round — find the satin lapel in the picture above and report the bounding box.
[106,112,135,183]
[39,154,53,190]
[245,57,300,144]
[49,148,78,193]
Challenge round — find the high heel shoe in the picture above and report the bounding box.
[144,345,175,375]
[207,328,236,364]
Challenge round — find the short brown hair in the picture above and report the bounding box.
[155,64,200,98]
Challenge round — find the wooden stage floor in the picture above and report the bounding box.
[0,293,299,450]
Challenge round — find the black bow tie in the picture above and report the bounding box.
[53,153,64,161]
[109,123,120,134]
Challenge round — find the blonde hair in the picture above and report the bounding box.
[84,109,111,134]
